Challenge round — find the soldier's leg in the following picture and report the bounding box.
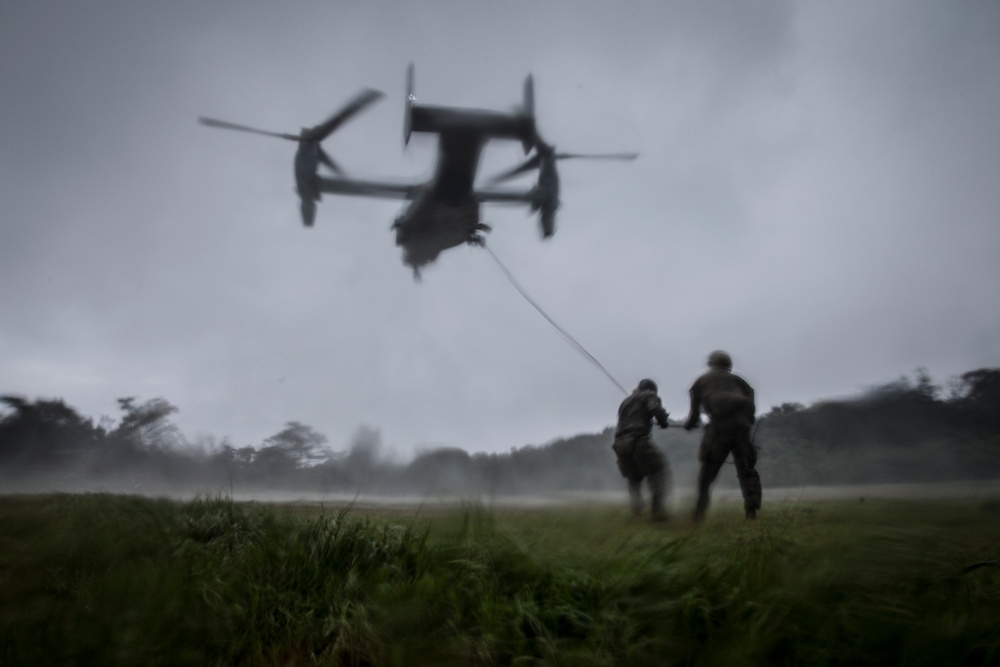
[694,424,722,521]
[695,425,731,521]
[731,434,762,518]
[614,434,644,516]
[694,456,725,521]
[647,467,668,520]
[627,475,645,516]
[634,440,669,520]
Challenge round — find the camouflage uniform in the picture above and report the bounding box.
[684,352,762,521]
[612,380,671,519]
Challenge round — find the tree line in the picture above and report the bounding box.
[1,368,998,496]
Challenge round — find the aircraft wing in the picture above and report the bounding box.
[473,187,536,204]
[317,177,422,200]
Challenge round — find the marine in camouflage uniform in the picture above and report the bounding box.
[612,379,671,519]
[684,351,762,521]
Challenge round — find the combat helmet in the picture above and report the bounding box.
[637,378,658,393]
[707,350,732,370]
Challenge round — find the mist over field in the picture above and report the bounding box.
[2,367,998,505]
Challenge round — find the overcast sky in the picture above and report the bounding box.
[2,0,998,458]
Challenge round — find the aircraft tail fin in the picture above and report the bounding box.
[521,74,535,154]
[404,63,415,146]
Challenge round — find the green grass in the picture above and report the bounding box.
[1,493,998,666]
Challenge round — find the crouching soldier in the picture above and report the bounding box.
[612,378,671,520]
[684,351,762,521]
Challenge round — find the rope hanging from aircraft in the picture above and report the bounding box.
[482,243,628,396]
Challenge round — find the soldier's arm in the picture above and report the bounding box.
[684,382,702,430]
[649,395,669,429]
[742,378,757,422]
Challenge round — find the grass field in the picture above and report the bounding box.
[1,491,998,666]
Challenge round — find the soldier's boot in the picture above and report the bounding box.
[745,509,757,521]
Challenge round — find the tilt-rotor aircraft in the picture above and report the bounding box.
[199,65,637,277]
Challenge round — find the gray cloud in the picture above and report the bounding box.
[1,1,997,454]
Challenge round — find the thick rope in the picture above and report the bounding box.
[483,243,628,396]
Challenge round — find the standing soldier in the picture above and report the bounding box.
[612,379,671,520]
[683,351,762,521]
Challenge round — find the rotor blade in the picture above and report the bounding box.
[309,88,384,141]
[553,152,639,161]
[486,155,542,184]
[198,117,299,141]
[317,147,344,176]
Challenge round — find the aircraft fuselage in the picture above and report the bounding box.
[393,131,490,274]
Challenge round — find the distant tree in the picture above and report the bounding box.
[262,421,329,467]
[951,368,1000,431]
[405,447,476,494]
[859,369,939,406]
[342,426,381,473]
[0,395,99,469]
[251,444,298,478]
[211,443,233,462]
[954,368,1000,406]
[111,397,183,450]
[239,422,330,485]
[235,446,256,467]
[213,443,256,470]
[912,367,939,401]
[766,402,805,417]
